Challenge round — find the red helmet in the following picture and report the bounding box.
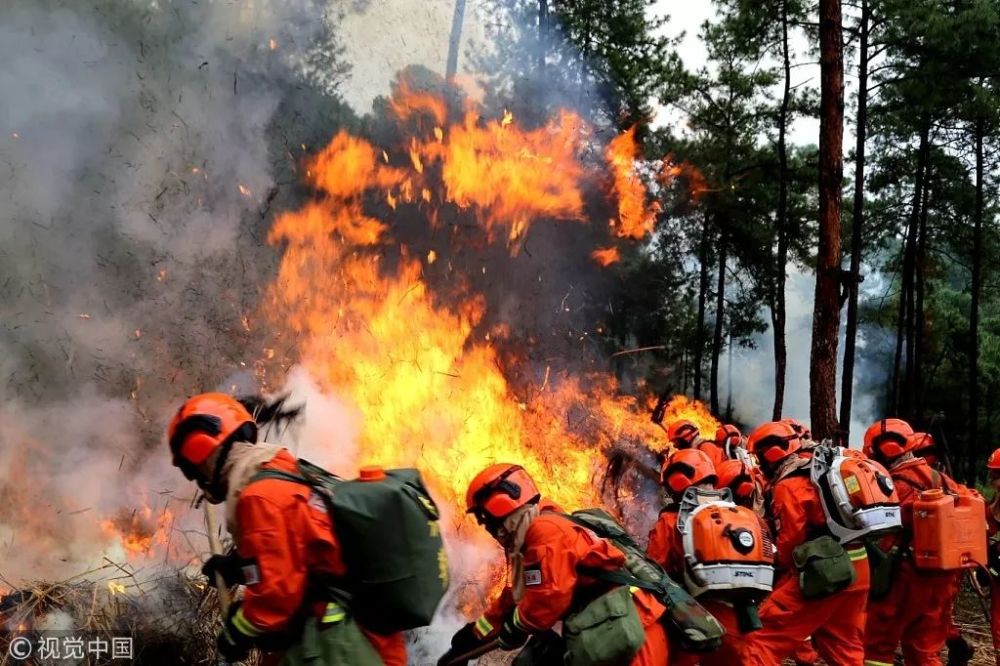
[168,393,256,477]
[715,424,742,449]
[862,418,914,461]
[466,464,541,524]
[668,420,700,448]
[661,449,716,495]
[987,449,1000,471]
[747,421,801,467]
[716,459,756,505]
[781,418,812,441]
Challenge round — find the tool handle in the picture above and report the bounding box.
[445,639,501,665]
[204,503,232,616]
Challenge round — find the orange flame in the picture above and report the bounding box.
[655,395,720,446]
[260,85,713,612]
[100,503,173,560]
[591,247,620,267]
[606,127,659,240]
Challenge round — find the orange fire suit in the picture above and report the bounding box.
[989,500,1000,662]
[693,440,727,469]
[647,507,754,665]
[473,510,669,666]
[233,450,406,666]
[864,458,961,666]
[749,465,870,666]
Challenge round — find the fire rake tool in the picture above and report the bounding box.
[444,638,501,665]
[204,501,233,666]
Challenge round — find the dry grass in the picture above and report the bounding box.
[0,565,260,666]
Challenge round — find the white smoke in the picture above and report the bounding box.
[722,267,885,445]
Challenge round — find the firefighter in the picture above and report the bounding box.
[780,418,813,444]
[910,432,941,468]
[861,418,965,666]
[987,449,1000,663]
[744,421,870,666]
[439,464,669,666]
[167,393,406,666]
[714,424,745,461]
[715,458,764,515]
[908,432,975,666]
[647,449,757,665]
[668,419,725,467]
[716,456,818,666]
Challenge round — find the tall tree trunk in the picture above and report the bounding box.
[695,211,712,401]
[726,333,735,421]
[914,178,930,417]
[711,225,728,416]
[537,0,548,75]
[970,114,985,480]
[445,0,467,82]
[772,0,792,421]
[890,244,906,413]
[839,0,870,437]
[896,121,930,418]
[811,0,845,440]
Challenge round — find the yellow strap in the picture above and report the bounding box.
[628,586,639,595]
[864,661,893,666]
[321,602,346,625]
[231,607,264,637]
[513,607,528,631]
[474,615,494,638]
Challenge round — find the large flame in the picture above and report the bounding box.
[261,84,712,611]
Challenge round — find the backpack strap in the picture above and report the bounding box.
[249,468,309,485]
[577,565,663,594]
[930,468,942,491]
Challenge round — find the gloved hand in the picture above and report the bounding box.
[497,612,529,651]
[217,602,257,663]
[436,623,482,666]
[202,553,247,587]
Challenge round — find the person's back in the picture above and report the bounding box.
[232,449,407,664]
[744,422,870,666]
[647,449,758,666]
[862,419,957,666]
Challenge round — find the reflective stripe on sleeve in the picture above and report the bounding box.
[232,607,265,637]
[321,602,346,625]
[474,615,494,638]
[512,607,528,631]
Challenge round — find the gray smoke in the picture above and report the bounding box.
[0,0,340,582]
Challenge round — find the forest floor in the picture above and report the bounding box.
[953,583,996,666]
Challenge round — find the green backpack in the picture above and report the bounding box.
[563,509,725,652]
[250,459,449,634]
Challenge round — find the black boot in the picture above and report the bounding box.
[946,635,975,666]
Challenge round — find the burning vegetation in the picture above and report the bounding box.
[0,2,713,661]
